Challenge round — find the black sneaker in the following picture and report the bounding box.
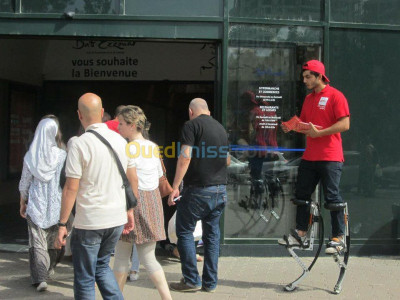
[202,286,216,293]
[170,278,201,292]
[325,237,345,254]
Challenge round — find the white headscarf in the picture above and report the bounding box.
[24,118,61,182]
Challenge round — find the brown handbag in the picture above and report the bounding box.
[159,158,173,198]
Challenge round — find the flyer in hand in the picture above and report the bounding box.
[282,116,322,132]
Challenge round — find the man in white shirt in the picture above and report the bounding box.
[55,93,137,300]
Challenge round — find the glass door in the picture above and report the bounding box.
[225,24,322,240]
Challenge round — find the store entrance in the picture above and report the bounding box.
[0,38,218,249]
[42,80,215,178]
[1,37,218,181]
[43,81,214,151]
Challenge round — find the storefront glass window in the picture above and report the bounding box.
[21,0,121,14]
[0,0,13,12]
[330,29,400,244]
[331,0,400,25]
[225,24,322,239]
[126,0,222,17]
[228,0,322,21]
[20,0,222,16]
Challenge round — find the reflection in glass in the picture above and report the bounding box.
[330,29,400,244]
[83,0,113,14]
[125,0,222,17]
[22,0,74,13]
[225,24,322,239]
[21,0,119,14]
[0,0,13,12]
[228,0,322,21]
[331,0,400,25]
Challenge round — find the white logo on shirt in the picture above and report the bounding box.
[318,97,329,110]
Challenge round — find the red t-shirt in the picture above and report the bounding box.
[250,106,278,147]
[105,119,119,133]
[249,106,278,158]
[300,85,350,162]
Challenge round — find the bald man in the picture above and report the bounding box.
[168,98,229,293]
[56,93,136,299]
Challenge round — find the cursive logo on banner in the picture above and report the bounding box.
[73,40,136,50]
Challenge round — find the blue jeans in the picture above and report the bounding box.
[130,243,140,272]
[176,185,227,290]
[295,160,345,237]
[71,225,124,300]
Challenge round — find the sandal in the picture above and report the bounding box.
[171,247,203,262]
[172,246,180,259]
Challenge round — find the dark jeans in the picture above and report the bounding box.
[176,185,227,290]
[295,160,345,237]
[71,225,124,300]
[248,155,274,180]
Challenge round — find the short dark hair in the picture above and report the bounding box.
[114,105,126,118]
[102,111,111,122]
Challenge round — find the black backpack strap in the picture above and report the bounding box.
[87,130,130,188]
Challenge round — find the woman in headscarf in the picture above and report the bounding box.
[18,115,67,292]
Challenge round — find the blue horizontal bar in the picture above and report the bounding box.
[230,145,305,152]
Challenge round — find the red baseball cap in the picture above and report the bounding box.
[302,60,330,82]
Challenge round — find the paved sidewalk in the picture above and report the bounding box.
[1,251,399,299]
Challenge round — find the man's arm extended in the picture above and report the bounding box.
[55,177,79,249]
[124,167,138,234]
[127,167,139,199]
[227,152,231,166]
[168,145,192,206]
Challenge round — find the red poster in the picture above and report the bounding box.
[9,89,35,174]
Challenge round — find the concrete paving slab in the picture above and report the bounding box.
[1,253,400,299]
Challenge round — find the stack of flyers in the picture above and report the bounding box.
[282,116,322,132]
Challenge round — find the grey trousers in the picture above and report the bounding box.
[27,215,63,284]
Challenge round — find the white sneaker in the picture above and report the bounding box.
[128,272,139,281]
[48,268,55,277]
[325,237,345,254]
[278,229,308,248]
[36,282,48,292]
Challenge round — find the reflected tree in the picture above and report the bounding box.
[22,0,74,13]
[230,0,269,17]
[229,0,320,20]
[84,0,113,14]
[21,0,117,14]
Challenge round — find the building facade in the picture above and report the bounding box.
[1,0,400,255]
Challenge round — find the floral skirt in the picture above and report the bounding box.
[121,188,166,244]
